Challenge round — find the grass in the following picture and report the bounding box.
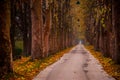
[85,45,120,80]
[13,41,23,60]
[3,47,73,80]
[15,40,23,51]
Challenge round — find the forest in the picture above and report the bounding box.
[0,0,120,80]
[83,0,120,64]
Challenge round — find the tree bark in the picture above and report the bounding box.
[0,0,13,77]
[112,0,120,63]
[31,0,43,59]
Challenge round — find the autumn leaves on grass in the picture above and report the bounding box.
[6,47,73,80]
[85,45,120,80]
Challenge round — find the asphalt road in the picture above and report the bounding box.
[33,44,115,80]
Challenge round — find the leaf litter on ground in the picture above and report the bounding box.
[3,47,73,80]
[85,45,120,80]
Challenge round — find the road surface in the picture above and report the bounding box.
[33,44,115,80]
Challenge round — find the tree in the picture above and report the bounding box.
[10,0,32,59]
[81,0,120,63]
[31,0,43,59]
[22,0,32,56]
[112,0,120,63]
[0,0,13,77]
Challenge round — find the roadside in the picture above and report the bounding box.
[3,47,73,80]
[33,44,115,80]
[85,45,120,80]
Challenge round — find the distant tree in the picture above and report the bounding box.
[11,0,32,58]
[22,0,32,56]
[81,0,120,63]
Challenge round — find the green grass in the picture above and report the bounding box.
[14,41,23,60]
[15,40,23,51]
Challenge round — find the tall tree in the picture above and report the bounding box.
[112,0,120,63]
[31,0,43,59]
[0,0,13,77]
[81,0,120,63]
[22,0,32,56]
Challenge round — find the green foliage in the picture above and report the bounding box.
[15,41,23,50]
[100,18,106,28]
[13,41,23,60]
[14,48,22,57]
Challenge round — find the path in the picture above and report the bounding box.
[33,45,115,80]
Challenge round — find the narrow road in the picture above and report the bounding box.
[33,45,115,80]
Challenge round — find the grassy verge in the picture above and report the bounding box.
[85,45,120,80]
[4,47,73,80]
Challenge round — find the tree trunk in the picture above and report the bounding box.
[10,0,16,57]
[112,0,120,63]
[23,1,32,56]
[0,0,13,77]
[31,0,43,59]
